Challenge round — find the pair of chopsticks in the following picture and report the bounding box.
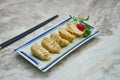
[0,15,59,50]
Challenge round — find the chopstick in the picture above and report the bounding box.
[0,15,59,50]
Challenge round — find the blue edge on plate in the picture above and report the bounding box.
[15,17,100,72]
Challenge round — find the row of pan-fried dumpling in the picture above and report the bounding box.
[31,22,84,61]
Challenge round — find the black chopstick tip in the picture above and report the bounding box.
[52,15,59,19]
[55,15,59,17]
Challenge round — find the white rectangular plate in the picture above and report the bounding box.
[15,17,100,72]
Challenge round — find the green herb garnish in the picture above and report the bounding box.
[70,15,89,24]
[83,24,91,37]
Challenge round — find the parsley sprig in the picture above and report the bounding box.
[83,24,91,37]
[70,15,89,24]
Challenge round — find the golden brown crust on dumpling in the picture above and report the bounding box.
[58,27,75,42]
[31,43,51,61]
[41,37,61,53]
[50,33,69,47]
[66,22,84,36]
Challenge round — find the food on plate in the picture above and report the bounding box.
[70,15,89,24]
[76,23,85,31]
[50,33,69,47]
[70,15,91,37]
[41,37,61,53]
[82,24,91,37]
[66,22,84,36]
[30,15,92,61]
[31,43,51,61]
[58,27,75,42]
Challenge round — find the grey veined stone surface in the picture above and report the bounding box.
[0,0,120,80]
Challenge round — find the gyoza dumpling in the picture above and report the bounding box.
[50,33,69,47]
[58,27,75,42]
[66,22,84,36]
[31,43,51,61]
[41,37,61,53]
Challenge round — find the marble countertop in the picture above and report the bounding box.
[0,0,120,80]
